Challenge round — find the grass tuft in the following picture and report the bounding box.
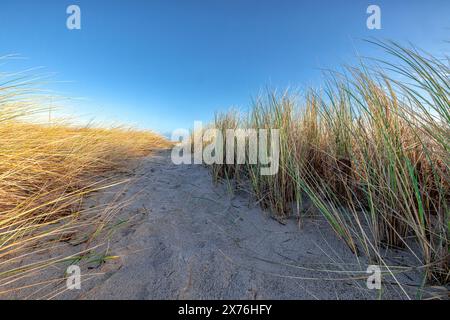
[0,63,169,295]
[206,41,449,285]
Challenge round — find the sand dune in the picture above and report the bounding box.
[3,149,430,300]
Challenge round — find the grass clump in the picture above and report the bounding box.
[0,65,169,295]
[207,41,449,285]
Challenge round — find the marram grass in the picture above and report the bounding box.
[0,66,169,295]
[207,41,449,285]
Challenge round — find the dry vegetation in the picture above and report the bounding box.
[207,41,449,286]
[0,66,169,294]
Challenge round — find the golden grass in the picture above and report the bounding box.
[0,68,169,294]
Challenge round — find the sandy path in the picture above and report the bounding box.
[3,150,420,300]
[71,150,393,300]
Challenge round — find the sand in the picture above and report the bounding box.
[1,150,436,300]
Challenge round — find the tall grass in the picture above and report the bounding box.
[208,41,449,285]
[0,64,169,295]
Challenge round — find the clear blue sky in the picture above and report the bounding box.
[0,0,448,133]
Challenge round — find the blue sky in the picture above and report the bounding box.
[0,0,448,133]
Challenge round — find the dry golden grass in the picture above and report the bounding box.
[0,67,170,292]
[0,120,169,293]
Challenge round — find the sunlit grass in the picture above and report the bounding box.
[208,41,449,287]
[0,64,169,295]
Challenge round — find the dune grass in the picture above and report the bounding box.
[0,67,169,295]
[207,41,449,286]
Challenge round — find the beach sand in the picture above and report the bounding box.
[1,150,430,300]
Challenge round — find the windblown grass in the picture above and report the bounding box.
[207,41,449,286]
[0,65,169,295]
